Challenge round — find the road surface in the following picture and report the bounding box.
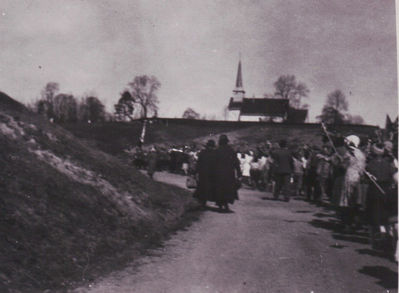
[75,172,398,293]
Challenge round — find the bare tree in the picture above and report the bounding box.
[127,75,161,118]
[114,91,135,121]
[273,75,309,108]
[35,82,60,119]
[79,96,105,123]
[114,76,161,144]
[53,94,78,122]
[317,89,348,124]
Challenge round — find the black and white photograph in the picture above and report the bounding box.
[0,0,398,292]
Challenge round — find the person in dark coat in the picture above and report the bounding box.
[194,140,217,208]
[271,139,293,201]
[214,135,242,212]
[365,143,396,247]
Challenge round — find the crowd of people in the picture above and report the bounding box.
[130,129,398,260]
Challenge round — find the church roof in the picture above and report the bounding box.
[287,108,308,123]
[229,98,289,116]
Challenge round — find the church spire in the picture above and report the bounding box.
[235,59,243,89]
[233,56,245,98]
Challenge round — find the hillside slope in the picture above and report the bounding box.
[192,123,378,150]
[64,119,378,154]
[0,92,197,292]
[63,120,249,154]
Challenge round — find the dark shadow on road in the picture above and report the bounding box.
[356,248,391,259]
[313,212,333,218]
[358,266,398,289]
[309,218,342,233]
[332,233,369,244]
[295,210,312,213]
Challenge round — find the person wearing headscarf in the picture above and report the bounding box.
[193,140,218,208]
[214,135,242,211]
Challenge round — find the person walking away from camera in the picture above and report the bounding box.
[181,148,190,175]
[305,146,321,201]
[316,146,332,202]
[238,152,246,177]
[272,140,293,202]
[365,143,397,248]
[147,146,158,179]
[194,140,217,209]
[263,153,273,192]
[292,152,304,196]
[257,153,268,190]
[250,156,262,190]
[214,135,242,212]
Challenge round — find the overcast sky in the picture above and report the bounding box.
[0,0,397,126]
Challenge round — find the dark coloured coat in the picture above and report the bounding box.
[271,148,293,175]
[147,152,158,176]
[194,148,218,202]
[365,156,396,226]
[214,145,242,205]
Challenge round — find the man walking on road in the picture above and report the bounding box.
[272,139,293,201]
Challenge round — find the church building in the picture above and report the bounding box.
[226,60,308,123]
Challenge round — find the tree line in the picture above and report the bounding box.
[31,82,107,123]
[32,74,365,125]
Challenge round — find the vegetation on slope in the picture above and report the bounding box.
[64,119,378,155]
[0,92,197,292]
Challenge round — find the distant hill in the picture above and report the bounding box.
[63,118,378,154]
[0,92,197,292]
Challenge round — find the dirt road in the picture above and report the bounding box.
[76,172,397,293]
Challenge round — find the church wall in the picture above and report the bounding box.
[227,110,240,121]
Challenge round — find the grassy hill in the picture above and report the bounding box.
[0,92,198,292]
[64,118,378,154]
[63,119,250,155]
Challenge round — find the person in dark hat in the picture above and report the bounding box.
[214,135,242,212]
[193,140,218,208]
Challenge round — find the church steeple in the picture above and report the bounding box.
[235,60,243,89]
[232,57,245,100]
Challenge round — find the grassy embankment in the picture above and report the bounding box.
[0,92,198,292]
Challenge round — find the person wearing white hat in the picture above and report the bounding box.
[345,135,360,149]
[331,135,365,233]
